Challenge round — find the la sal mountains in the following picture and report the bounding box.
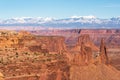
[0,16,120,30]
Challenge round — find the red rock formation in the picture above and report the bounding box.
[29,45,49,53]
[71,34,96,65]
[30,29,120,48]
[80,42,93,64]
[100,38,109,64]
[34,36,67,54]
[56,69,62,80]
[39,73,47,80]
[72,53,82,65]
[77,34,99,52]
[70,64,120,80]
[0,72,4,80]
[1,30,120,80]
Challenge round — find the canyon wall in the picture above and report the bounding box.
[0,30,119,80]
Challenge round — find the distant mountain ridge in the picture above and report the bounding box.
[0,16,120,29]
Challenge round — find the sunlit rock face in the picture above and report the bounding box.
[0,72,4,80]
[0,30,67,54]
[100,38,109,64]
[0,30,120,80]
[71,34,99,65]
[70,35,120,80]
[28,36,67,54]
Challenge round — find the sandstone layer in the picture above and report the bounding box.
[0,30,119,80]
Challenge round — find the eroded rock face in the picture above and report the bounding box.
[70,64,120,80]
[79,34,98,49]
[74,34,99,52]
[33,36,67,54]
[81,42,93,64]
[30,29,120,48]
[77,34,90,45]
[106,34,120,48]
[70,35,120,80]
[0,31,21,51]
[0,72,4,80]
[100,38,109,64]
[73,35,109,65]
[29,45,49,54]
[0,30,67,54]
[0,30,120,80]
[0,30,35,52]
[72,34,98,65]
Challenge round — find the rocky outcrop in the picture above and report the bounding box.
[71,34,98,65]
[0,30,34,52]
[0,30,67,54]
[81,42,93,64]
[17,35,67,55]
[0,30,120,80]
[30,29,120,48]
[0,72,4,80]
[70,64,120,80]
[29,45,49,54]
[32,36,67,54]
[0,31,20,51]
[70,35,120,80]
[100,38,109,64]
[71,34,110,65]
[106,34,120,48]
[71,34,98,53]
[75,34,99,52]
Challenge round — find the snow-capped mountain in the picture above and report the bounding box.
[0,16,120,30]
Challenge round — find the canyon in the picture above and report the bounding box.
[0,29,120,80]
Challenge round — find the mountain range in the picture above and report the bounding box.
[0,16,120,30]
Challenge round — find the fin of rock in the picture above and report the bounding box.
[100,38,109,64]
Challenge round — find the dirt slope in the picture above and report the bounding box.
[70,64,120,80]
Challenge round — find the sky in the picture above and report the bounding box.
[0,0,120,19]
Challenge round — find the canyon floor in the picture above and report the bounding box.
[0,29,120,80]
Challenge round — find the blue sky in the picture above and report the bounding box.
[0,0,120,19]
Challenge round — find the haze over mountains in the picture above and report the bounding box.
[0,16,120,30]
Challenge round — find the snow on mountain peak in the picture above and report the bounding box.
[44,17,54,22]
[0,16,120,29]
[71,15,97,19]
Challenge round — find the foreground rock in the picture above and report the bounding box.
[100,38,109,64]
[70,34,120,80]
[70,64,120,80]
[0,30,120,80]
[0,72,4,80]
[71,34,99,65]
[0,30,67,55]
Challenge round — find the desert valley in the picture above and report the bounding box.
[1,0,120,80]
[0,29,119,80]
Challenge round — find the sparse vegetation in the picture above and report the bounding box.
[0,30,119,80]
